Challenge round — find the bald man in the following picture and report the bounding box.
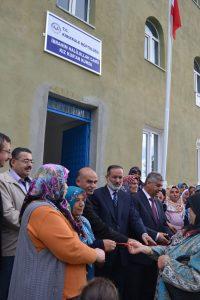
[76,167,128,243]
[77,167,154,246]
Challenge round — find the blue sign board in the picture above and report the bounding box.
[44,12,102,75]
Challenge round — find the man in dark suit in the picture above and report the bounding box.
[77,167,128,244]
[126,172,173,300]
[78,167,154,246]
[88,165,153,299]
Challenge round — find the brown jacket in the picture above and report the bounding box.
[0,171,27,256]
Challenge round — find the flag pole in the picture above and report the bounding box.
[162,0,173,186]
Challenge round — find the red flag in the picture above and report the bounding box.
[171,0,181,39]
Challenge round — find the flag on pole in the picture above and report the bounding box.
[162,0,182,183]
[171,0,182,39]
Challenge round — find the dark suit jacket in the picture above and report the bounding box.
[130,189,173,265]
[132,190,172,239]
[89,186,146,266]
[83,198,128,243]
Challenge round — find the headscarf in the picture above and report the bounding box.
[65,186,94,244]
[181,189,190,208]
[65,186,87,211]
[20,164,83,235]
[187,193,200,230]
[177,182,188,191]
[122,175,138,193]
[167,186,184,213]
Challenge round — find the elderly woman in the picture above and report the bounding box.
[165,186,185,231]
[65,186,116,279]
[8,164,105,300]
[128,193,200,299]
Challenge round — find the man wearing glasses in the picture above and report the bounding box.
[0,147,33,300]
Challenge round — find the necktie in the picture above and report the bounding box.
[20,180,27,191]
[20,178,30,192]
[112,191,118,207]
[149,198,159,223]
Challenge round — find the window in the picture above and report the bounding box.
[196,139,200,184]
[193,0,200,7]
[141,127,162,180]
[144,20,160,66]
[57,0,90,23]
[194,57,200,107]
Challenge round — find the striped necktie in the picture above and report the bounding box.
[112,191,118,207]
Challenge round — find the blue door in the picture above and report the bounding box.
[61,124,90,185]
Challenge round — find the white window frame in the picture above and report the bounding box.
[193,0,200,8]
[144,21,160,66]
[57,0,91,23]
[194,58,200,107]
[196,139,200,184]
[141,127,163,182]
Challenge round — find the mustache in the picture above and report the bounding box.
[25,167,32,171]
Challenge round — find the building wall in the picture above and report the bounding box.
[0,0,200,184]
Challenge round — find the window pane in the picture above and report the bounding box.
[146,21,158,38]
[142,133,148,179]
[144,36,148,59]
[57,0,69,10]
[197,74,200,93]
[75,0,88,21]
[151,134,158,172]
[194,59,200,73]
[152,39,159,65]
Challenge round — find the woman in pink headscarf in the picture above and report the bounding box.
[165,186,185,231]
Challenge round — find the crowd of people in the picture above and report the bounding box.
[0,132,200,300]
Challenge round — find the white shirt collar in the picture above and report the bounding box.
[142,187,152,200]
[107,185,117,198]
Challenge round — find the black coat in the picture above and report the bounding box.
[130,189,173,265]
[83,197,128,243]
[88,186,146,266]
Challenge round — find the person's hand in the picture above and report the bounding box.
[167,222,177,234]
[128,243,152,255]
[142,233,157,246]
[157,255,170,270]
[128,238,143,248]
[95,248,105,263]
[127,239,151,255]
[157,232,170,245]
[103,239,116,252]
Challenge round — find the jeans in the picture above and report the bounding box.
[0,256,14,300]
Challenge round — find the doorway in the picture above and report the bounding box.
[43,97,91,185]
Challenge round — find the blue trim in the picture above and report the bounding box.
[47,107,91,123]
[85,123,90,164]
[48,97,91,122]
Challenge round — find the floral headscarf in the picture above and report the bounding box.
[20,164,82,235]
[65,186,87,211]
[28,164,69,201]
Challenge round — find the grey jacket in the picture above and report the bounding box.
[0,171,27,256]
[8,201,65,300]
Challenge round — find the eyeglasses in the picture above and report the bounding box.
[1,149,11,154]
[16,159,34,164]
